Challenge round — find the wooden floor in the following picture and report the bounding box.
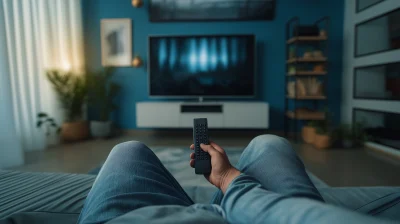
[8,131,400,187]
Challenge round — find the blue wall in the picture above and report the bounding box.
[82,0,344,130]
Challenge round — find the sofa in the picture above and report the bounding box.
[1,147,399,223]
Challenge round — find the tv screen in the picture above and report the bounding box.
[149,35,255,97]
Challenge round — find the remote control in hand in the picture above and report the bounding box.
[193,118,211,174]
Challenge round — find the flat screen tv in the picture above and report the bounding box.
[149,34,256,97]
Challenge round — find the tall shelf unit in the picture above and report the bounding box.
[284,17,330,138]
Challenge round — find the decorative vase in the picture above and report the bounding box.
[302,126,316,144]
[313,64,325,72]
[313,50,323,58]
[314,134,331,149]
[303,52,312,58]
[61,121,89,142]
[90,121,112,138]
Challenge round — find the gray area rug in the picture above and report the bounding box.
[151,146,328,188]
[151,147,244,187]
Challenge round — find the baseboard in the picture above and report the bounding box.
[365,142,400,160]
[123,129,287,138]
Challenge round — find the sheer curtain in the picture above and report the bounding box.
[0,0,85,154]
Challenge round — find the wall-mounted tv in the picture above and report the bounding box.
[148,34,256,97]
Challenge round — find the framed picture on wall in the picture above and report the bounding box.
[101,19,132,67]
[149,0,276,22]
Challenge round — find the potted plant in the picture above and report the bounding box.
[314,125,332,149]
[302,121,317,144]
[46,70,89,142]
[313,115,332,149]
[87,67,121,138]
[289,46,296,59]
[335,122,369,148]
[337,124,354,148]
[36,112,61,146]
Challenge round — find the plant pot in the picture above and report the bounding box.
[342,139,354,148]
[61,121,89,142]
[302,126,316,144]
[90,121,112,138]
[46,131,61,147]
[314,134,331,149]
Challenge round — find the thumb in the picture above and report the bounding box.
[200,144,218,157]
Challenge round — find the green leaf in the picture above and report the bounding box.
[36,121,43,128]
[47,118,55,123]
[38,112,48,118]
[57,127,62,134]
[51,122,57,127]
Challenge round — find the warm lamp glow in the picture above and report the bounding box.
[132,56,143,68]
[62,61,71,72]
[132,0,143,8]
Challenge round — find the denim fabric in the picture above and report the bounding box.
[78,135,393,224]
[210,135,323,204]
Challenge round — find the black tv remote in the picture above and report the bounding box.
[193,118,211,174]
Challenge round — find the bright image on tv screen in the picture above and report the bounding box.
[149,35,255,96]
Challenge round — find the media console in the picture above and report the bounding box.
[136,102,269,129]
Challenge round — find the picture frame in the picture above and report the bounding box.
[101,19,132,67]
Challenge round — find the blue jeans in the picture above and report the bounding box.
[78,135,323,223]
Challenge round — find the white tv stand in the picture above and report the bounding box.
[136,101,269,129]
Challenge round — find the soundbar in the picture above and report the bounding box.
[181,105,223,113]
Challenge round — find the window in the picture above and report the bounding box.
[356,0,385,13]
[354,62,400,100]
[353,109,400,150]
[355,8,400,56]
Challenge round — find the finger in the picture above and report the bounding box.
[210,141,225,153]
[200,143,218,157]
[190,159,195,168]
[190,144,194,150]
[190,152,195,159]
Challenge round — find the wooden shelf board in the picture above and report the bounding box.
[286,111,325,120]
[287,71,327,76]
[287,57,328,64]
[287,36,328,44]
[287,95,327,100]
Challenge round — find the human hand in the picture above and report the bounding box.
[190,141,241,193]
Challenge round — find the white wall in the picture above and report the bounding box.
[342,0,400,124]
[342,0,400,153]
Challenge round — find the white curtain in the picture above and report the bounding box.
[0,0,85,153]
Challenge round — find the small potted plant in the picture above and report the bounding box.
[46,70,89,142]
[87,67,121,138]
[36,112,61,146]
[302,121,317,144]
[336,124,354,148]
[289,46,296,59]
[314,124,332,149]
[313,114,332,149]
[335,123,369,148]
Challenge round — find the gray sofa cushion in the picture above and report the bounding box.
[0,170,95,218]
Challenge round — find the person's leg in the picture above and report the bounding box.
[211,135,323,204]
[78,141,193,224]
